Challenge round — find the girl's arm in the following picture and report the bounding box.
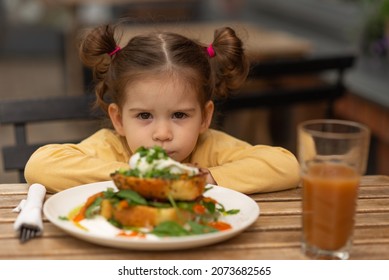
[192,130,301,194]
[24,129,129,193]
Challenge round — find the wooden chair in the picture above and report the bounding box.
[0,95,101,182]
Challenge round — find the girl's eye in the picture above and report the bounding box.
[137,112,152,120]
[172,112,187,119]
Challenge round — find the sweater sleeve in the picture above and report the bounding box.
[191,130,301,194]
[24,129,130,193]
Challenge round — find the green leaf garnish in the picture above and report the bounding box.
[216,202,240,216]
[147,201,172,208]
[103,187,116,198]
[137,145,168,163]
[202,200,216,214]
[85,197,103,218]
[188,221,218,234]
[108,218,122,228]
[176,201,196,212]
[151,221,219,237]
[225,209,240,215]
[116,189,147,206]
[151,221,190,237]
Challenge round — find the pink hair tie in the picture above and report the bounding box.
[108,46,121,56]
[207,44,216,58]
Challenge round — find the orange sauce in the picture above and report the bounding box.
[302,163,360,251]
[193,204,206,214]
[117,231,146,238]
[208,221,232,231]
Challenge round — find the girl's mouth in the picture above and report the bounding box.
[166,151,175,157]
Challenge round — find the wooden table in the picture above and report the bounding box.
[1,175,388,260]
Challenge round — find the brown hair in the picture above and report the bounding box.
[79,23,249,117]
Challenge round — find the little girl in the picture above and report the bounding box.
[25,22,300,193]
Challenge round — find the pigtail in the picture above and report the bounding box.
[78,24,120,115]
[209,27,249,98]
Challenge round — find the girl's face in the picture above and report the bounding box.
[108,75,214,162]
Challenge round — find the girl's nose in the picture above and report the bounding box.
[152,121,173,142]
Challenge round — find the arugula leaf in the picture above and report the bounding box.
[103,188,116,199]
[216,202,240,216]
[167,193,178,209]
[147,201,172,208]
[116,189,147,205]
[225,209,240,215]
[176,201,195,212]
[85,197,103,218]
[151,221,190,237]
[188,221,218,234]
[151,221,219,237]
[202,200,216,214]
[108,218,122,228]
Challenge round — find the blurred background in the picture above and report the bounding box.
[1,0,389,183]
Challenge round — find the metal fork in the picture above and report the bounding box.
[19,224,40,243]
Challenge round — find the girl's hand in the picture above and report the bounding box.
[200,168,217,185]
[184,163,217,185]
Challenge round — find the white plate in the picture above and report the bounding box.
[43,181,260,250]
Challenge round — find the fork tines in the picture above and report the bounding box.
[19,224,40,243]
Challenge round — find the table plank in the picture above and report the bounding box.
[256,198,389,216]
[351,244,389,260]
[2,242,386,260]
[0,194,30,209]
[358,186,389,198]
[1,225,388,260]
[0,230,302,259]
[0,184,28,195]
[251,181,389,202]
[0,236,305,260]
[361,175,389,186]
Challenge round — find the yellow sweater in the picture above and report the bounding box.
[25,128,300,193]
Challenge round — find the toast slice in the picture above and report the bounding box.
[111,172,206,201]
[112,205,193,228]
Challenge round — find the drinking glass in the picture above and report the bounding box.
[298,119,370,260]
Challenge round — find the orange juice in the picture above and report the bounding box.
[302,162,360,251]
